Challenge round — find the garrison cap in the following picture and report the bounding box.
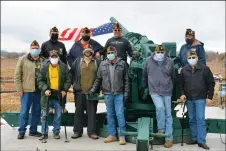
[113,23,122,30]
[187,48,197,57]
[50,26,59,33]
[107,46,117,53]
[49,50,59,57]
[82,27,90,34]
[30,40,40,47]
[185,29,195,36]
[155,45,166,52]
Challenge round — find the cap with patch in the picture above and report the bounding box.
[187,49,197,57]
[82,27,90,34]
[155,45,166,52]
[83,45,94,54]
[107,46,117,53]
[185,29,195,36]
[49,50,59,57]
[50,26,59,33]
[113,23,122,30]
[30,40,40,47]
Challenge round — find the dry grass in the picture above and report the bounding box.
[0,58,225,112]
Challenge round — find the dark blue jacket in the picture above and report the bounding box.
[179,39,206,67]
[67,39,103,68]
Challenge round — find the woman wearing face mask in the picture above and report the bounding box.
[178,29,206,67]
[70,46,101,140]
[37,50,72,140]
[179,50,215,150]
[14,40,44,139]
[143,45,175,148]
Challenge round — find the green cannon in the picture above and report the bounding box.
[1,17,226,151]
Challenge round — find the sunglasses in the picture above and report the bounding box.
[113,29,121,32]
[156,51,165,54]
[107,52,115,54]
[188,56,196,59]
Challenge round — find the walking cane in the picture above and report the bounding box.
[60,94,70,143]
[181,100,186,146]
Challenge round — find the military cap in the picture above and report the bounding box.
[187,48,197,57]
[113,23,122,30]
[83,45,94,54]
[107,46,117,53]
[82,27,90,34]
[50,26,59,33]
[49,50,59,57]
[30,40,40,47]
[155,45,166,52]
[185,29,195,36]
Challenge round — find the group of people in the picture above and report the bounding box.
[14,23,215,150]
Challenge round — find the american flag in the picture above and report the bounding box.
[58,22,115,42]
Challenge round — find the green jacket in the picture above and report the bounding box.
[14,54,44,92]
[37,60,72,111]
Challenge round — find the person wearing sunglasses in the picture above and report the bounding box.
[67,27,103,68]
[178,29,206,67]
[88,46,130,145]
[143,45,175,148]
[40,26,69,114]
[14,40,44,139]
[179,50,215,150]
[70,46,101,140]
[104,23,133,63]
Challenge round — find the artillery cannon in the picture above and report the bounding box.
[1,17,225,151]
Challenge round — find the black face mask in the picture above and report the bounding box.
[185,38,194,45]
[51,34,59,42]
[82,35,90,41]
[84,52,92,57]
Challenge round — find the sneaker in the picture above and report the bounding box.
[88,134,99,140]
[53,133,60,139]
[39,134,48,140]
[164,140,173,148]
[71,133,82,139]
[104,136,117,143]
[17,134,24,139]
[119,137,126,145]
[29,131,42,137]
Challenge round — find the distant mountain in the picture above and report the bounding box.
[1,50,8,53]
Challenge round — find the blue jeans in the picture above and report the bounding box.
[104,93,126,137]
[18,92,41,135]
[151,94,173,141]
[41,99,61,134]
[186,99,206,144]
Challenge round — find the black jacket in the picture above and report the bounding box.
[90,58,130,95]
[180,63,215,101]
[104,36,133,62]
[40,40,67,64]
[67,39,103,68]
[71,58,101,94]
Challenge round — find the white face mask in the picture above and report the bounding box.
[50,58,59,65]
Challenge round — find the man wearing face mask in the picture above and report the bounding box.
[14,40,44,139]
[67,27,103,68]
[37,50,72,140]
[179,29,206,67]
[88,46,129,145]
[179,50,215,150]
[143,45,175,148]
[70,46,101,140]
[104,23,133,63]
[40,26,67,65]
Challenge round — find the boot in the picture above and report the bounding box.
[17,134,24,139]
[29,131,42,137]
[164,140,173,148]
[104,136,117,143]
[198,143,210,150]
[71,133,82,139]
[53,133,60,139]
[119,137,126,145]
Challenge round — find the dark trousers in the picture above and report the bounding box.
[73,93,98,135]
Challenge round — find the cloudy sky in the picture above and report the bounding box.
[1,1,225,53]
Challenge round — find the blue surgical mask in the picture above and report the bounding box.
[30,49,40,57]
[187,58,197,66]
[107,54,115,61]
[154,53,164,62]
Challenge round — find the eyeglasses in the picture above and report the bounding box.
[156,51,164,54]
[188,56,196,59]
[107,52,115,54]
[113,29,121,32]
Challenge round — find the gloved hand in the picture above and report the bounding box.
[123,92,129,106]
[88,90,95,97]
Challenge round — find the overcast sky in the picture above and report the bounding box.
[1,1,225,53]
